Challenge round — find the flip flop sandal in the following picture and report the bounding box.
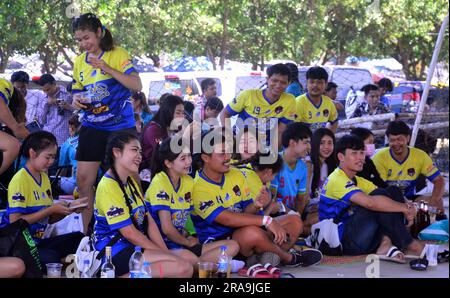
[377,246,406,264]
[263,263,281,278]
[410,258,429,271]
[238,263,273,278]
[405,244,428,259]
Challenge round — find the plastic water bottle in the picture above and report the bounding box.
[73,215,82,233]
[141,261,152,278]
[217,246,230,278]
[129,246,144,278]
[277,198,286,215]
[81,259,90,278]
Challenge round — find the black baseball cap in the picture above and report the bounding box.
[38,74,56,86]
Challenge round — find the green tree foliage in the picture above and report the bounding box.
[0,0,448,80]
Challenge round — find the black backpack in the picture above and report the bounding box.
[0,219,43,278]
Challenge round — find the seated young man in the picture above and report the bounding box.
[295,67,338,133]
[372,121,446,212]
[191,128,322,268]
[351,84,390,119]
[270,123,311,221]
[319,134,426,261]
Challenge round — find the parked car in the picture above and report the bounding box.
[140,70,267,108]
[384,84,421,113]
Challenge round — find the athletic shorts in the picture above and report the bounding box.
[109,245,135,277]
[76,126,137,162]
[185,243,203,257]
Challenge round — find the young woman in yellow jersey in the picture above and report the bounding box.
[71,13,142,233]
[93,132,192,277]
[0,131,85,272]
[146,136,239,268]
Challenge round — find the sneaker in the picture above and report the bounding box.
[284,249,323,268]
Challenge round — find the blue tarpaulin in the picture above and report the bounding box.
[162,56,213,72]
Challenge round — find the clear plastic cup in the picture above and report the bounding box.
[46,263,63,278]
[74,91,93,110]
[426,244,439,267]
[198,262,214,278]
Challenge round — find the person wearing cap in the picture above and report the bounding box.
[11,71,47,125]
[38,74,74,146]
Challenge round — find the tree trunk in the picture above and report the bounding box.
[0,51,9,73]
[397,41,413,80]
[219,0,229,70]
[206,46,217,70]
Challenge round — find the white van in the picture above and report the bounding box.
[140,70,267,107]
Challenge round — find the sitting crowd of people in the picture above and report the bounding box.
[0,13,446,278]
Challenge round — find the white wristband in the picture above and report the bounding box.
[288,210,300,216]
[262,216,273,228]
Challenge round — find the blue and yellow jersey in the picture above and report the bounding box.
[226,89,296,128]
[192,168,252,243]
[93,173,147,257]
[238,165,266,216]
[0,78,13,105]
[145,172,194,249]
[372,147,441,199]
[0,167,53,243]
[72,47,137,131]
[295,93,338,130]
[319,168,377,239]
[270,156,308,210]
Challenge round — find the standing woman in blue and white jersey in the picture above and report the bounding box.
[71,13,142,234]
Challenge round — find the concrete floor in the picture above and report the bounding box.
[235,179,450,279]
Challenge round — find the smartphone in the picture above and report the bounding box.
[68,202,88,210]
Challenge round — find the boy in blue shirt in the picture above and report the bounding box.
[58,115,81,195]
[271,123,312,220]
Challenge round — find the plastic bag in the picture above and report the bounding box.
[418,220,449,242]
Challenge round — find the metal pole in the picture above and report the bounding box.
[410,14,449,147]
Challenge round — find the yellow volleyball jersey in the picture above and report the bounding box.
[295,93,338,130]
[319,168,377,239]
[4,167,53,242]
[0,78,13,105]
[72,46,137,131]
[372,147,440,199]
[226,89,296,126]
[94,173,147,256]
[145,172,194,249]
[192,168,252,243]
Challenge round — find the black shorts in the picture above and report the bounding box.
[76,126,137,162]
[0,150,3,169]
[185,243,203,257]
[110,245,135,277]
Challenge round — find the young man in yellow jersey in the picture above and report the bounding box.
[192,129,322,268]
[295,67,338,133]
[319,135,426,261]
[220,64,296,150]
[372,121,445,212]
